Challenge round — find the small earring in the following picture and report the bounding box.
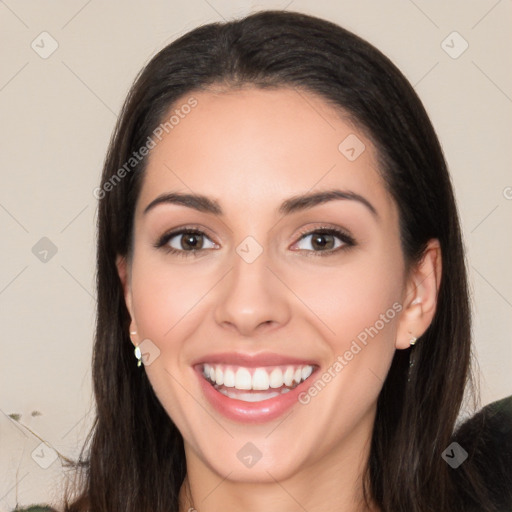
[134,344,142,367]
[410,335,418,346]
[130,331,142,367]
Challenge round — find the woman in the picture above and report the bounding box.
[23,9,509,512]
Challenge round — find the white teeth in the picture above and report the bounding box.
[235,368,252,390]
[252,368,270,390]
[301,365,313,381]
[284,366,294,386]
[215,366,224,386]
[201,363,315,392]
[269,368,284,388]
[223,368,235,388]
[218,389,281,402]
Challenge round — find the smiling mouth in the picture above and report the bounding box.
[200,363,316,402]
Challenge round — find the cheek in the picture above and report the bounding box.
[129,253,210,344]
[128,254,206,420]
[289,256,403,448]
[291,251,404,349]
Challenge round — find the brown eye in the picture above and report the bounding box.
[310,233,336,250]
[155,228,217,257]
[179,232,204,250]
[293,227,355,255]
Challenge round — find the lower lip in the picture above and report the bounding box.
[195,367,314,423]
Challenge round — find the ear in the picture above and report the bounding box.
[395,239,442,350]
[116,254,138,345]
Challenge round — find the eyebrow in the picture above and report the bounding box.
[143,189,378,218]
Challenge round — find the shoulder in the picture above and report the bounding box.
[451,394,512,511]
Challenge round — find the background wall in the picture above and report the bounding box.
[1,0,510,509]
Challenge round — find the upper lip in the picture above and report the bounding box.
[191,351,319,368]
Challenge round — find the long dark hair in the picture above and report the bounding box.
[64,10,487,511]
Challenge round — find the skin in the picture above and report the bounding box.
[117,86,441,512]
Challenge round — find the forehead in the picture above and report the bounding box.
[137,87,395,222]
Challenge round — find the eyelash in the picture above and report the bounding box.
[154,225,356,258]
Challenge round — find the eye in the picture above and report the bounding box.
[154,228,217,257]
[292,227,355,256]
[154,225,356,258]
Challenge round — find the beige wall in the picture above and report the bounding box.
[1,0,510,508]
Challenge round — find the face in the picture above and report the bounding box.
[118,86,434,487]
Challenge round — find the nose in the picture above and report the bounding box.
[213,247,292,337]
